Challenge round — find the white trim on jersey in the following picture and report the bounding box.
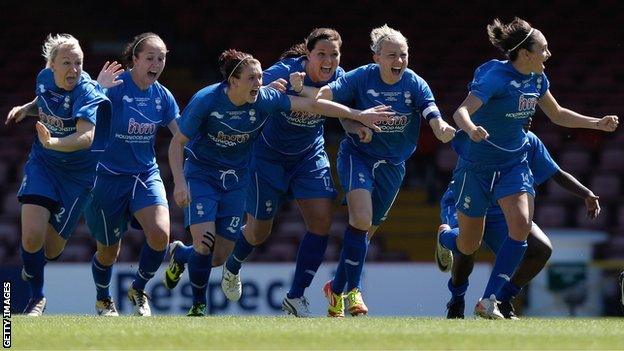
[128,106,163,124]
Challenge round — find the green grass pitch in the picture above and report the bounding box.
[11,316,624,350]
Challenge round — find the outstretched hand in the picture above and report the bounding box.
[97,61,124,89]
[357,105,395,132]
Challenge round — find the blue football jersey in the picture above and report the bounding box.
[32,68,110,178]
[178,83,291,171]
[328,64,441,165]
[98,71,179,174]
[452,60,550,164]
[259,56,345,154]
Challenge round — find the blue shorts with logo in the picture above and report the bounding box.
[336,140,405,226]
[84,166,168,246]
[450,155,535,218]
[17,156,93,239]
[246,137,337,220]
[184,161,246,241]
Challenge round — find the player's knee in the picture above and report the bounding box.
[306,216,332,235]
[21,234,43,252]
[508,224,532,241]
[193,243,211,256]
[530,240,552,263]
[44,244,65,261]
[457,238,480,255]
[194,231,215,255]
[96,249,118,266]
[244,226,270,246]
[349,213,372,231]
[145,227,169,251]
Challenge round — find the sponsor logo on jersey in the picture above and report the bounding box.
[505,93,539,119]
[127,118,156,135]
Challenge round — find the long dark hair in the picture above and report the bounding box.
[280,28,342,60]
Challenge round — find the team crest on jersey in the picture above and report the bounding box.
[249,109,256,123]
[155,97,162,111]
[63,96,71,110]
[404,91,412,106]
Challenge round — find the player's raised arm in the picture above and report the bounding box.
[538,90,618,131]
[6,97,38,125]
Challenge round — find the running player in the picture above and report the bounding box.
[437,131,600,319]
[5,34,110,316]
[209,28,346,318]
[165,49,393,316]
[85,33,180,316]
[444,17,618,318]
[292,24,456,317]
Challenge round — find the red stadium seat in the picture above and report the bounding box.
[590,174,621,200]
[598,148,624,172]
[576,204,608,229]
[557,148,591,175]
[534,202,567,228]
